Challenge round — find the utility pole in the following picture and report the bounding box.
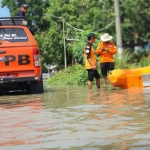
[50,15,67,71]
[62,18,67,71]
[114,0,123,57]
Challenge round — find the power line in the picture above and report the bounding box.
[66,20,115,33]
[94,20,115,32]
[65,22,83,32]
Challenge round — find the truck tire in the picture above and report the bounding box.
[29,76,44,94]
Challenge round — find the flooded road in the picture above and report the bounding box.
[1,84,150,150]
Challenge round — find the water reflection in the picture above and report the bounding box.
[0,94,44,149]
[43,86,88,108]
[86,88,150,149]
[0,86,150,149]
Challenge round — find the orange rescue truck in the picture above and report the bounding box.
[0,17,43,94]
[108,66,150,89]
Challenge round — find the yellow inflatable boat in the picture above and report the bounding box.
[108,66,150,89]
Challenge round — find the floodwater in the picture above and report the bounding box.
[1,84,150,150]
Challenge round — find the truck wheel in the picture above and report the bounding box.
[29,76,44,94]
[0,89,9,95]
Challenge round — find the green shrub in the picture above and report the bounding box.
[114,50,135,69]
[47,63,88,86]
[132,49,150,63]
[137,56,150,67]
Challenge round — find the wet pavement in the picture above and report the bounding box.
[1,84,150,149]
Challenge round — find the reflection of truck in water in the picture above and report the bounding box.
[0,17,44,94]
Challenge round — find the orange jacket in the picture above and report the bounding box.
[96,41,117,63]
[84,42,96,69]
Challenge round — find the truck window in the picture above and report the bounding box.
[0,28,28,42]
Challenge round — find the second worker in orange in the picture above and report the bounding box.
[96,33,117,87]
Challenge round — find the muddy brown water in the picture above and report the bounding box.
[1,84,150,150]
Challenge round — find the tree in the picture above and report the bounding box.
[36,0,115,68]
[120,0,150,45]
[1,0,50,32]
[3,0,150,70]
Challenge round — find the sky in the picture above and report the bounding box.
[0,0,10,17]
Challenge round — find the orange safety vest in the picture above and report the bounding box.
[84,42,96,69]
[96,41,117,63]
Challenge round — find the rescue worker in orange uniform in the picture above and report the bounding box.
[84,33,100,90]
[96,33,117,87]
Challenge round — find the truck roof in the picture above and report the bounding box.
[0,17,27,26]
